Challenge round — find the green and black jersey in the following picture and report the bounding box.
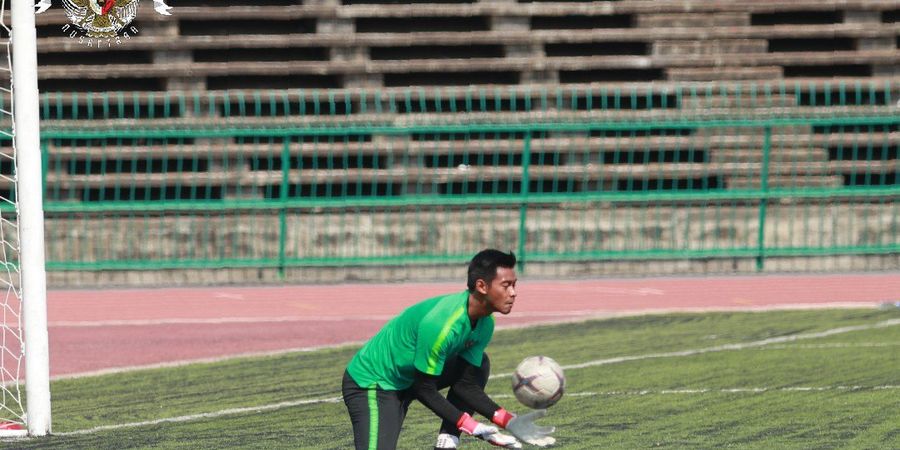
[346,290,494,390]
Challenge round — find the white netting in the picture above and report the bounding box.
[0,0,27,432]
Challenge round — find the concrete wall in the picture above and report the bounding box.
[42,200,898,287]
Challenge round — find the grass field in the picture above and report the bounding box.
[5,307,900,449]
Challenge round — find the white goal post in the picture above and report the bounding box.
[0,0,51,438]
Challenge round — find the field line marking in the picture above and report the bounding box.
[491,317,900,379]
[55,396,344,437]
[46,302,883,329]
[51,339,900,383]
[55,385,900,437]
[48,316,395,328]
[489,385,900,397]
[57,318,900,437]
[49,304,885,380]
[51,340,368,382]
[761,342,900,350]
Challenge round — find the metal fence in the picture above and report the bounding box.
[6,81,898,278]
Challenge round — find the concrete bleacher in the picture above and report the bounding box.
[31,0,898,90]
[27,119,897,203]
[13,1,899,283]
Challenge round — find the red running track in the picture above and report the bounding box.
[44,273,899,379]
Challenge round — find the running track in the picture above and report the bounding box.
[46,273,900,379]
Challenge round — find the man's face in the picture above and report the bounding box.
[483,266,517,315]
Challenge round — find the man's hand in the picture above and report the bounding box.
[478,429,522,448]
[457,412,499,439]
[499,409,557,447]
[458,413,522,448]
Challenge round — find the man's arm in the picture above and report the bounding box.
[440,357,505,418]
[427,359,556,448]
[410,370,463,424]
[411,370,521,448]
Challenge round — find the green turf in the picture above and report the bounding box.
[6,308,900,449]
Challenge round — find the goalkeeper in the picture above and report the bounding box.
[342,249,556,449]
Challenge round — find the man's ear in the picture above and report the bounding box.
[474,279,489,295]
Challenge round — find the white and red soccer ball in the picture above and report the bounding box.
[511,356,565,409]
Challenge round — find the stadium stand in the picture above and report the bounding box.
[31,0,898,90]
[27,0,898,197]
[4,0,896,283]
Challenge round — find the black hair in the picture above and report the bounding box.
[467,249,517,293]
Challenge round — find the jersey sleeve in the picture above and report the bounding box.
[414,306,466,376]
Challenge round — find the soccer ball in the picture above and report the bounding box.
[511,356,565,409]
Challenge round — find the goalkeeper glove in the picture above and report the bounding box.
[457,413,522,448]
[492,408,557,447]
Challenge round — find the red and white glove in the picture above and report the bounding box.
[492,408,557,447]
[457,413,522,448]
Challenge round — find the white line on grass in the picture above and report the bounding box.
[760,342,900,350]
[55,396,344,436]
[48,316,396,327]
[51,341,368,382]
[49,305,889,380]
[45,302,883,329]
[488,385,900,397]
[491,318,900,379]
[583,385,900,394]
[54,385,900,437]
[58,318,900,437]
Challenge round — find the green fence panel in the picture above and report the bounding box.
[13,81,899,273]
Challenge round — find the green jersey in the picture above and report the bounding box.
[346,290,495,390]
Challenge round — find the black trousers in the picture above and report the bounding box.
[342,355,491,450]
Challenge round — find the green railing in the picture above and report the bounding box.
[8,81,899,275]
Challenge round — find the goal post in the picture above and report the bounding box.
[1,0,50,437]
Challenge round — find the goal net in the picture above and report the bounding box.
[0,0,50,438]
